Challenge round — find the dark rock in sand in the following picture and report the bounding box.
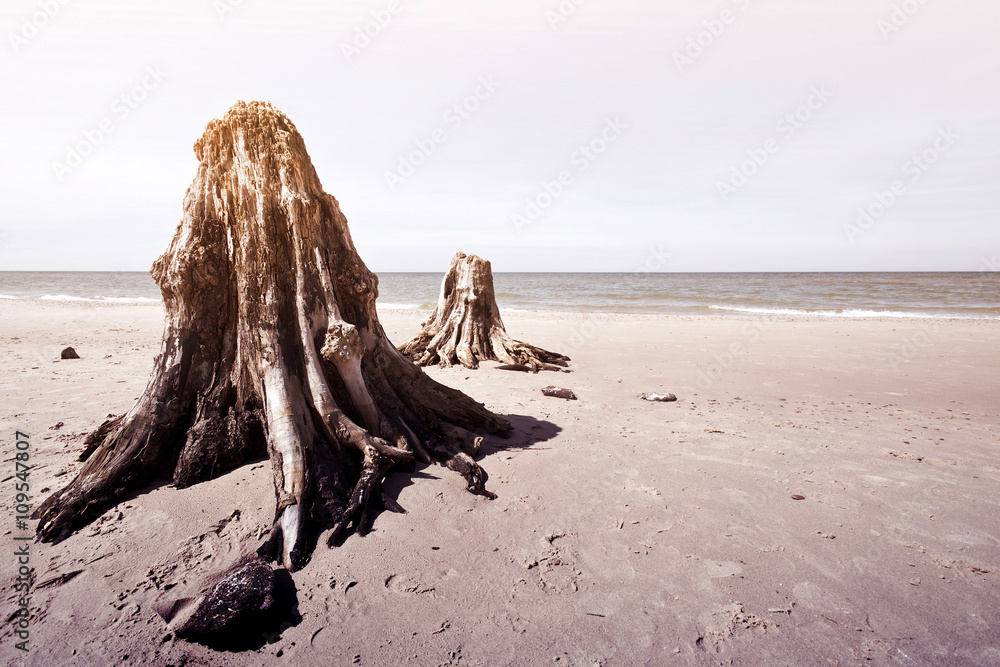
[176,558,276,643]
[640,392,677,403]
[542,386,577,400]
[60,347,80,359]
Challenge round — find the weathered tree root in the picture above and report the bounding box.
[398,252,570,372]
[326,445,397,547]
[34,101,510,571]
[78,415,122,462]
[444,452,497,500]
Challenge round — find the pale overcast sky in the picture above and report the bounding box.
[0,0,997,272]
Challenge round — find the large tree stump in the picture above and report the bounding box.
[398,252,570,372]
[34,101,510,571]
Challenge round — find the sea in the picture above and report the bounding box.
[0,271,998,320]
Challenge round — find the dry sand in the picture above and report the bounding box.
[1,299,999,666]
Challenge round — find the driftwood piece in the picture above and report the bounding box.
[640,392,677,403]
[34,101,510,571]
[495,364,532,373]
[542,386,577,400]
[398,252,570,372]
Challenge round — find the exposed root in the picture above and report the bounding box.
[445,453,497,500]
[440,422,483,457]
[327,446,396,546]
[321,323,380,433]
[78,416,122,462]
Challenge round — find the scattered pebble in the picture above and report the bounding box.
[61,346,80,359]
[791,495,806,501]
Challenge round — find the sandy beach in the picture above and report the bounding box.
[1,299,999,666]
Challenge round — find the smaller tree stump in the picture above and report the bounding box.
[398,252,570,373]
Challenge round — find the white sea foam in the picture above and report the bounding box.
[40,294,91,301]
[377,302,421,310]
[0,294,19,300]
[95,296,161,303]
[709,305,986,319]
[39,294,161,303]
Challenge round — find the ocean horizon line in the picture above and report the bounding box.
[2,271,997,320]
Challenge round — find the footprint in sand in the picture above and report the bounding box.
[384,574,436,596]
[695,603,768,653]
[523,531,581,594]
[705,561,744,579]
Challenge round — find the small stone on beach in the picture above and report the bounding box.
[61,347,80,359]
[640,392,677,402]
[791,494,806,500]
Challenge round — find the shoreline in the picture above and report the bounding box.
[1,298,997,324]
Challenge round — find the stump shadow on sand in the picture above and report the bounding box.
[487,413,562,454]
[381,413,561,506]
